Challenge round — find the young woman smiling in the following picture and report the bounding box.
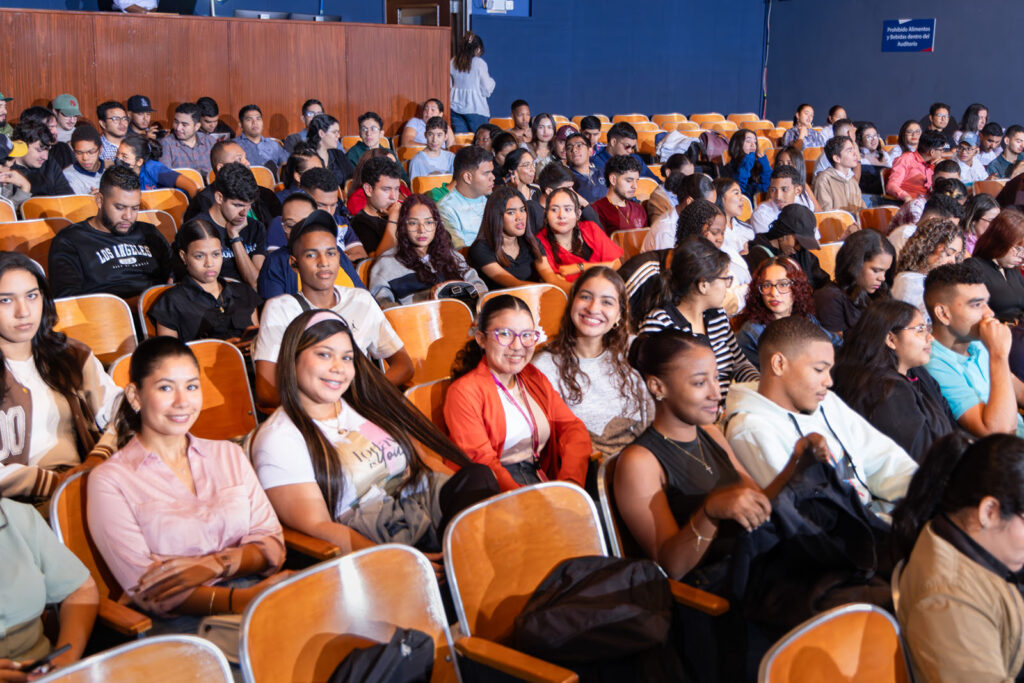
[536,187,623,285]
[532,267,652,458]
[735,257,838,369]
[150,219,261,342]
[445,295,592,491]
[468,185,546,289]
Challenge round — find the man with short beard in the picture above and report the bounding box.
[48,166,171,298]
[96,101,129,162]
[0,91,12,137]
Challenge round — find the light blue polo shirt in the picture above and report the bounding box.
[926,339,1024,436]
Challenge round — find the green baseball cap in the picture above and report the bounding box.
[52,93,81,116]
[0,92,12,102]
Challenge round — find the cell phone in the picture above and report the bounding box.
[21,643,71,674]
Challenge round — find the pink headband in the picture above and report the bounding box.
[304,310,347,331]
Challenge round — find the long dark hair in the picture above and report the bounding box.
[957,103,988,134]
[892,433,1024,560]
[0,253,85,406]
[281,144,321,190]
[393,194,466,285]
[307,113,339,150]
[727,130,764,187]
[277,310,471,515]
[477,184,543,269]
[656,237,731,309]
[833,299,918,413]
[962,193,1000,240]
[897,119,921,153]
[856,122,886,164]
[453,31,484,73]
[628,329,713,386]
[834,229,894,304]
[547,267,642,414]
[113,337,198,448]
[735,256,816,327]
[543,187,588,264]
[451,294,534,380]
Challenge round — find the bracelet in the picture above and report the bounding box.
[227,236,243,245]
[386,219,398,224]
[207,588,216,615]
[690,515,713,552]
[228,588,235,613]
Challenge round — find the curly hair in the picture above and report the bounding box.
[394,194,468,285]
[896,218,965,274]
[735,256,816,327]
[675,198,724,248]
[546,267,642,414]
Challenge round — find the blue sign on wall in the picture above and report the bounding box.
[882,18,936,52]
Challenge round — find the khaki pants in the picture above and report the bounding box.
[0,618,49,662]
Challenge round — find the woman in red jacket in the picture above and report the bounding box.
[444,294,592,491]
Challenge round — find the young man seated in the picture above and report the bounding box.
[811,118,859,179]
[923,262,1024,438]
[48,165,171,299]
[350,157,405,255]
[63,125,107,195]
[184,162,267,289]
[750,165,808,235]
[578,115,604,157]
[252,214,412,407]
[985,125,1024,179]
[591,122,659,181]
[408,116,455,182]
[183,139,283,227]
[196,96,235,140]
[887,130,947,202]
[955,132,989,185]
[234,104,288,173]
[159,102,216,174]
[812,135,865,214]
[346,111,387,166]
[509,99,532,145]
[96,100,129,162]
[438,146,495,248]
[565,132,605,204]
[592,154,647,232]
[746,203,831,290]
[280,167,364,260]
[724,316,917,518]
[11,122,73,196]
[977,121,1005,167]
[256,195,365,300]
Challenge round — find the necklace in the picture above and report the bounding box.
[655,428,712,474]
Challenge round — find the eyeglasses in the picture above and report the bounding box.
[757,279,793,294]
[516,162,535,170]
[106,116,129,123]
[713,275,735,287]
[863,133,879,141]
[1012,246,1024,256]
[490,328,541,347]
[359,126,380,134]
[566,142,588,151]
[901,323,933,336]
[406,218,437,230]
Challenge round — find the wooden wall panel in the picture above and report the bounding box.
[0,9,449,141]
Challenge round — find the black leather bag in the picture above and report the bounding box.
[430,280,480,309]
[328,628,434,683]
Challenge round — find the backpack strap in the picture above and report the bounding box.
[290,293,311,312]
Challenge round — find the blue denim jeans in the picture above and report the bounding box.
[451,111,490,134]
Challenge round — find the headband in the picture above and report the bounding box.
[304,310,348,331]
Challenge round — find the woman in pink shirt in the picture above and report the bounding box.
[887,130,946,201]
[87,337,286,627]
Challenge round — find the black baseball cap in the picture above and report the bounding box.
[765,204,820,251]
[126,95,156,113]
[288,210,338,254]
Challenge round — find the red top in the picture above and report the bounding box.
[345,183,412,215]
[536,220,624,282]
[886,151,933,201]
[444,359,592,491]
[593,197,647,232]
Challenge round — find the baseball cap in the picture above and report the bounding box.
[288,210,338,254]
[555,125,576,142]
[765,204,820,251]
[0,134,27,164]
[126,95,156,113]
[959,132,980,148]
[0,92,12,103]
[52,94,82,117]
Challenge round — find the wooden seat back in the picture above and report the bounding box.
[43,635,230,682]
[54,294,138,365]
[240,545,458,683]
[477,284,568,343]
[384,299,473,386]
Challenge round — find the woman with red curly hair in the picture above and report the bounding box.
[735,256,840,368]
[368,193,487,306]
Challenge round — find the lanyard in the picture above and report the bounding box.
[492,372,541,468]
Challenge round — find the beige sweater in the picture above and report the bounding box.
[812,166,865,214]
[898,521,1024,683]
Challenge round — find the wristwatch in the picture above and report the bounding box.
[227,236,243,245]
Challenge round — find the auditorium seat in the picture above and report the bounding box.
[973,178,1008,196]
[44,635,230,682]
[55,293,138,365]
[859,207,899,233]
[477,284,568,343]
[811,242,842,279]
[139,188,189,226]
[411,174,452,195]
[728,113,760,124]
[740,195,753,222]
[0,196,16,222]
[396,145,426,161]
[240,545,460,683]
[652,113,686,129]
[250,166,277,190]
[22,194,97,222]
[611,229,650,261]
[404,377,451,431]
[635,177,658,201]
[137,284,173,338]
[758,603,910,683]
[690,113,725,125]
[136,209,177,243]
[815,211,857,243]
[612,113,649,123]
[174,167,205,189]
[383,298,474,386]
[0,217,70,274]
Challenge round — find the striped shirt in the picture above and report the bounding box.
[640,306,759,399]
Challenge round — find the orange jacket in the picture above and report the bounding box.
[444,359,592,491]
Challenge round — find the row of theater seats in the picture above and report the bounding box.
[44,480,908,683]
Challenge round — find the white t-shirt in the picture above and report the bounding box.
[251,403,409,517]
[253,286,404,365]
[496,381,550,466]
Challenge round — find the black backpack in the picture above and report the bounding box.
[328,628,434,683]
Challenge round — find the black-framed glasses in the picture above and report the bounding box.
[713,275,735,287]
[490,328,541,347]
[757,279,793,294]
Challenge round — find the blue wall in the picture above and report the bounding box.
[471,0,765,119]
[765,0,1022,137]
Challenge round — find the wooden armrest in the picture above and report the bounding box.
[98,597,152,636]
[455,636,578,683]
[668,579,729,616]
[282,527,341,560]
